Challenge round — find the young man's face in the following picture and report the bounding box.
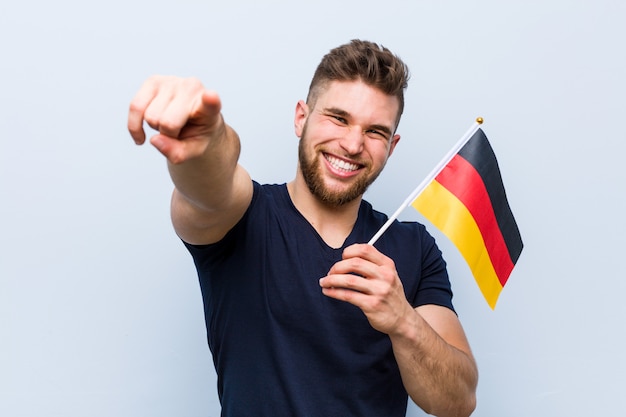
[295,80,401,207]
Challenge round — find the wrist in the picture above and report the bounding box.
[387,304,422,342]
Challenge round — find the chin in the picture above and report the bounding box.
[313,179,370,207]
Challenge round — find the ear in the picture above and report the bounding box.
[387,134,401,157]
[294,100,309,138]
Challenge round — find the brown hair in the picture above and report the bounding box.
[307,39,410,125]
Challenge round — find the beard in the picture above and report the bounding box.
[298,125,383,207]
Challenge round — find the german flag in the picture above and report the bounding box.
[412,128,523,308]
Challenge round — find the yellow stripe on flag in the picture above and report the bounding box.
[412,180,503,309]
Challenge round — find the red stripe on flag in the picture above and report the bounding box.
[435,154,515,286]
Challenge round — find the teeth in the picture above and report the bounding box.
[325,154,359,172]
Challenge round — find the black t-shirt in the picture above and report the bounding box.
[184,182,454,417]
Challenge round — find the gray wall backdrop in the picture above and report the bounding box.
[2,0,625,416]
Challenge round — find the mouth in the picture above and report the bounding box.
[323,153,363,173]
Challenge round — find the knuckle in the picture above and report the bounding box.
[365,297,381,311]
[342,289,355,302]
[143,109,158,126]
[128,99,143,115]
[345,274,358,287]
[349,258,363,270]
[158,118,180,135]
[169,151,186,165]
[381,269,395,283]
[181,76,203,92]
[373,279,393,299]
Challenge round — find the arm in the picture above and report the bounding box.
[128,76,253,244]
[319,244,477,417]
[389,305,477,417]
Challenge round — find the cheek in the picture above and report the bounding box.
[367,140,393,162]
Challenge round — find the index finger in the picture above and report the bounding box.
[327,244,391,278]
[343,243,392,266]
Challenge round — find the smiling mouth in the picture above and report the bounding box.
[324,153,362,173]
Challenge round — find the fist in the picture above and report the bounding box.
[127,75,224,164]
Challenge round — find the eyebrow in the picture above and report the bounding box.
[322,107,393,137]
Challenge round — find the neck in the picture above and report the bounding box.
[287,177,362,249]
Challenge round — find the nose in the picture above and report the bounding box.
[339,126,365,155]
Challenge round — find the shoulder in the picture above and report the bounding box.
[249,182,291,213]
[183,181,288,249]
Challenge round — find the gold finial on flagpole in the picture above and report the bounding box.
[476,117,484,124]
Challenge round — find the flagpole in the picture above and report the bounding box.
[367,117,484,246]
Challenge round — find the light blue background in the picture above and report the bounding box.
[2,1,625,416]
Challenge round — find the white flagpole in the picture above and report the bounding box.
[367,117,484,246]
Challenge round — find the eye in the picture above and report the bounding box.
[366,129,389,140]
[332,115,347,124]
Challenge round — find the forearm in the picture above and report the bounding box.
[167,121,253,244]
[390,308,478,417]
[168,121,242,213]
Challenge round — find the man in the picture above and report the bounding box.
[128,40,478,417]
